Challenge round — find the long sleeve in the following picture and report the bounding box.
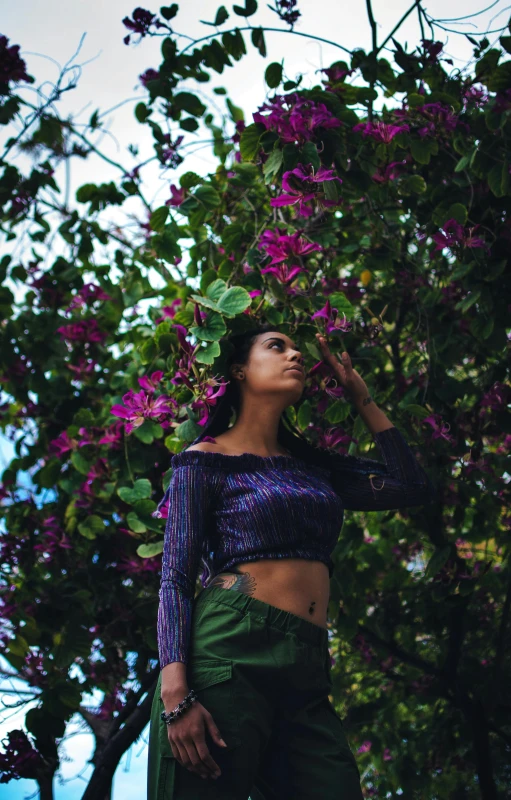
[157,464,222,669]
[331,425,436,511]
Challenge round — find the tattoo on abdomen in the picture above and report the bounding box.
[208,571,257,596]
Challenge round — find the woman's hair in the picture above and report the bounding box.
[184,322,368,477]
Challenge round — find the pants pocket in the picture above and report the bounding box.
[159,658,241,758]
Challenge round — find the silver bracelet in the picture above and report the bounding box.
[160,688,197,725]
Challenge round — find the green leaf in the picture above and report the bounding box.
[194,184,222,208]
[180,117,199,132]
[174,92,206,117]
[487,161,510,197]
[77,515,105,540]
[200,5,229,25]
[297,400,312,429]
[265,62,283,88]
[189,310,227,341]
[137,541,164,558]
[233,0,257,16]
[411,139,435,165]
[424,545,451,580]
[323,179,340,202]
[398,175,427,195]
[226,98,244,123]
[240,123,263,161]
[160,4,178,21]
[195,340,222,364]
[206,278,229,300]
[126,512,147,533]
[149,206,170,232]
[454,289,481,313]
[300,141,320,171]
[446,203,468,224]
[251,27,266,57]
[135,102,151,122]
[216,286,252,316]
[117,479,153,505]
[324,400,350,424]
[470,315,494,340]
[179,171,202,189]
[500,35,511,54]
[134,419,155,444]
[222,29,246,60]
[263,148,283,183]
[70,452,92,476]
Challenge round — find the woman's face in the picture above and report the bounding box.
[232,332,305,403]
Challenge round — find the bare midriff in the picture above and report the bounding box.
[204,557,330,630]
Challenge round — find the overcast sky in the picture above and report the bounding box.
[1,2,509,798]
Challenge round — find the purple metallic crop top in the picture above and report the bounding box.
[153,426,435,668]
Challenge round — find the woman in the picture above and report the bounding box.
[147,323,435,799]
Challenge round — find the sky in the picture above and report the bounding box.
[1,1,509,797]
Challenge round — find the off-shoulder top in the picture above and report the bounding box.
[153,426,435,668]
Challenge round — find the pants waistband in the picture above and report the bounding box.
[195,585,329,649]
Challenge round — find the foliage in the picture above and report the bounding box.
[1,4,511,798]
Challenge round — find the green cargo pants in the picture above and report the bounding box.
[147,585,363,800]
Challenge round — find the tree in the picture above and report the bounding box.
[0,3,510,798]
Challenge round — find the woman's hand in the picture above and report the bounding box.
[315,334,369,402]
[165,700,227,780]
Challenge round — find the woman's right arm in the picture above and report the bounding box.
[156,461,227,779]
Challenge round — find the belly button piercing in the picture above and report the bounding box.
[308,601,316,615]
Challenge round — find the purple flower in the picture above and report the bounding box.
[139,68,160,87]
[269,0,301,28]
[372,158,410,184]
[353,121,410,143]
[190,379,230,426]
[270,162,342,216]
[56,320,108,345]
[0,36,33,87]
[66,283,112,313]
[420,39,445,64]
[253,92,342,145]
[48,431,76,457]
[311,298,353,336]
[165,184,187,206]
[320,63,355,84]
[122,8,165,45]
[432,218,486,253]
[258,229,323,264]
[111,389,178,435]
[160,135,184,168]
[260,262,307,284]
[138,370,164,393]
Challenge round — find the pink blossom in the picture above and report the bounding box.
[270,162,342,217]
[166,184,187,206]
[311,298,353,336]
[357,740,372,754]
[138,370,164,393]
[111,389,178,435]
[260,262,307,285]
[139,68,159,87]
[57,320,108,345]
[432,218,486,253]
[190,378,230,426]
[423,414,456,444]
[353,121,410,143]
[253,92,342,145]
[258,229,323,264]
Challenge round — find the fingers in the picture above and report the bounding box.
[204,709,228,748]
[183,737,220,780]
[168,726,222,780]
